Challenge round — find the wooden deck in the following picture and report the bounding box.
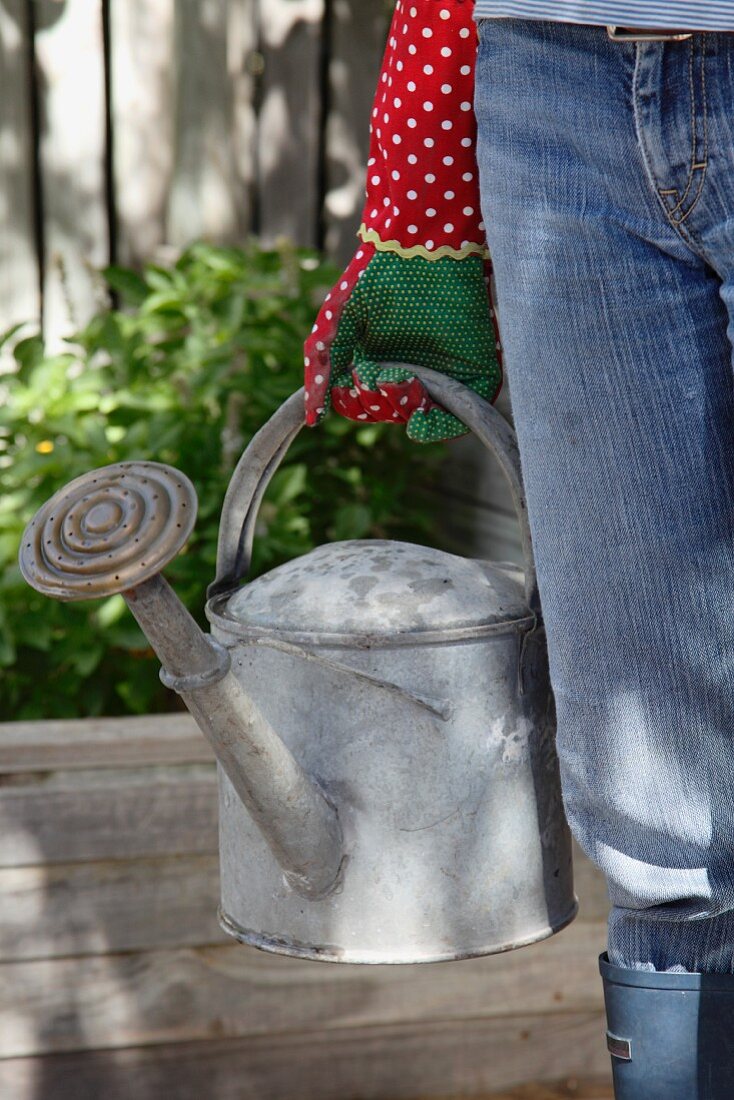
[0,714,614,1099]
[452,1085,613,1099]
[428,1085,614,1100]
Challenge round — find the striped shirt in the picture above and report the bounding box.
[473,2,734,30]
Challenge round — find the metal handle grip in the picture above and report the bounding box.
[210,365,539,612]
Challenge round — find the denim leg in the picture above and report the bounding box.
[474,19,734,972]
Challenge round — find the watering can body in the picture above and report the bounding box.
[210,543,573,962]
[20,366,577,964]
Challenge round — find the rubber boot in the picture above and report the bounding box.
[599,951,734,1098]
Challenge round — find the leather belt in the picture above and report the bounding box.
[607,26,696,42]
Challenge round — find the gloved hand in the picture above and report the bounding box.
[304,0,502,444]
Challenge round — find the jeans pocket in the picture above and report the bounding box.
[474,15,493,46]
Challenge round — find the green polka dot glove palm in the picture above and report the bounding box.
[304,0,503,444]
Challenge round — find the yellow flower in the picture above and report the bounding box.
[35,440,54,454]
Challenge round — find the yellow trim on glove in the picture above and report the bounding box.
[358,223,490,262]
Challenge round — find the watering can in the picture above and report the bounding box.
[19,365,576,964]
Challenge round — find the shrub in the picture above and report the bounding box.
[0,240,444,718]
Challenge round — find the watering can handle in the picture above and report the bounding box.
[210,365,540,613]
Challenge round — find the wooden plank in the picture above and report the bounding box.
[229,0,258,242]
[323,0,390,265]
[165,0,240,248]
[0,848,608,963]
[0,854,225,962]
[110,0,174,267]
[415,1086,613,1100]
[0,0,39,344]
[0,919,606,1058]
[0,831,608,961]
[483,1085,613,1100]
[256,0,324,247]
[422,1087,614,1100]
[0,1014,611,1099]
[573,841,610,923]
[438,493,523,565]
[0,720,611,918]
[34,0,109,344]
[439,388,522,561]
[0,765,218,867]
[436,392,520,562]
[0,713,212,773]
[444,390,517,517]
[0,830,607,964]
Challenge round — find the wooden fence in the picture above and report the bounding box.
[0,0,523,565]
[0,0,392,344]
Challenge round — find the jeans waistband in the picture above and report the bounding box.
[606,26,729,41]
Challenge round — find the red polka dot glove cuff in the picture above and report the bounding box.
[361,0,485,258]
[304,0,502,444]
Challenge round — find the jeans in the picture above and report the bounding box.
[473,19,734,973]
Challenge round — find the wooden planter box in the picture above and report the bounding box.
[0,715,613,1099]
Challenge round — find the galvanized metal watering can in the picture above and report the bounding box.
[20,365,576,964]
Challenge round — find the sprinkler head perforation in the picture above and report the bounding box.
[19,461,197,601]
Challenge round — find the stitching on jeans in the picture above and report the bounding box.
[676,35,708,223]
[658,35,709,224]
[632,42,711,263]
[661,40,698,217]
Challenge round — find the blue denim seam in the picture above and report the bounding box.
[659,36,709,224]
[632,40,710,260]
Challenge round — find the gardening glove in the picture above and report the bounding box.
[304,0,502,444]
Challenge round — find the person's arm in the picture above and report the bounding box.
[304,0,502,443]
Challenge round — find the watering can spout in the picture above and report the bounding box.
[18,463,345,901]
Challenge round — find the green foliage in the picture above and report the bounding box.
[0,239,444,719]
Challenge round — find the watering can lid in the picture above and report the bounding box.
[221,540,529,638]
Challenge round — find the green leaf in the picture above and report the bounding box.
[141,290,186,315]
[143,265,178,291]
[68,645,105,678]
[268,463,307,505]
[331,503,372,541]
[94,595,127,629]
[1,239,445,719]
[102,266,150,306]
[0,606,16,666]
[13,334,45,375]
[0,321,28,351]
